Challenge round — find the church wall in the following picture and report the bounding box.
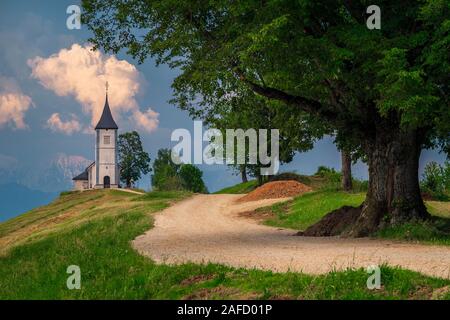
[74,180,88,191]
[88,165,96,189]
[96,129,118,186]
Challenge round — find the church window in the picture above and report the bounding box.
[104,135,111,144]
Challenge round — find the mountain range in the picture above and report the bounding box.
[0,153,91,221]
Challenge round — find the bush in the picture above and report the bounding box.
[179,164,208,193]
[314,166,342,183]
[352,179,369,192]
[421,161,449,200]
[156,175,185,191]
[151,149,208,193]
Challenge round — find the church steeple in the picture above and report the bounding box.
[95,82,118,130]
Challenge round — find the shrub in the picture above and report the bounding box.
[179,164,208,193]
[157,175,185,191]
[352,179,369,192]
[420,161,449,200]
[151,149,208,193]
[314,166,341,183]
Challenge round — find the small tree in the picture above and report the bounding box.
[152,149,208,192]
[179,164,208,193]
[421,161,450,200]
[118,131,151,188]
[152,149,182,190]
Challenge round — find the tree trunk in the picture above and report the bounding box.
[240,166,248,183]
[341,151,352,191]
[256,171,263,186]
[302,128,429,237]
[347,129,429,236]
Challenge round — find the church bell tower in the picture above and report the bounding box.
[94,82,119,188]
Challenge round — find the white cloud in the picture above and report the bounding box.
[0,76,33,129]
[133,108,160,133]
[28,43,159,133]
[46,113,81,135]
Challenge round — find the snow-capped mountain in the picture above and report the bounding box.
[19,153,92,193]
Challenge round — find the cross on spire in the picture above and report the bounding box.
[105,81,109,94]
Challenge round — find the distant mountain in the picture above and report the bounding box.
[0,183,57,222]
[20,153,92,193]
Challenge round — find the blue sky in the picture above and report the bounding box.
[0,0,447,198]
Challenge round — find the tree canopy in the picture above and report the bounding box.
[118,131,151,188]
[152,148,208,193]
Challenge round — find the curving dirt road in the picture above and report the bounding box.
[133,194,450,279]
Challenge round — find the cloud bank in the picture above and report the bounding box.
[0,76,33,129]
[46,113,81,135]
[28,44,159,133]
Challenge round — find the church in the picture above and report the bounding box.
[72,88,120,190]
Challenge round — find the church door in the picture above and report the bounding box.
[103,176,110,189]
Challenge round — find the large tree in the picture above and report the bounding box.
[83,0,449,236]
[204,86,324,185]
[118,131,151,188]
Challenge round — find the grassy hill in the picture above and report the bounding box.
[1,189,450,299]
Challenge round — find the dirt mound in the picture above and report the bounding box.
[298,205,363,237]
[238,180,312,202]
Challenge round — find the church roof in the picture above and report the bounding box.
[72,170,88,181]
[95,94,118,130]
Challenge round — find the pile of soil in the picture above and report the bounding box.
[238,180,312,202]
[297,205,363,237]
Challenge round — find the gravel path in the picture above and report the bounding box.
[133,194,450,279]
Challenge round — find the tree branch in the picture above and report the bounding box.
[234,67,339,123]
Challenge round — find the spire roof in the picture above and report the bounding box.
[95,89,118,130]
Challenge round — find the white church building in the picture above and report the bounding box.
[72,90,120,190]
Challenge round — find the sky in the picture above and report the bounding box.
[0,0,447,202]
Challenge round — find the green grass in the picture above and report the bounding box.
[376,218,450,246]
[1,189,450,299]
[264,191,366,231]
[214,180,258,194]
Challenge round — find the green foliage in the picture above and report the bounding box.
[179,164,208,193]
[152,149,208,193]
[421,161,450,200]
[377,220,450,246]
[352,179,369,193]
[204,89,325,181]
[312,166,368,192]
[82,0,450,158]
[315,166,342,183]
[118,131,151,188]
[151,149,183,191]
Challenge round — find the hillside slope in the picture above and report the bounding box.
[1,190,449,299]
